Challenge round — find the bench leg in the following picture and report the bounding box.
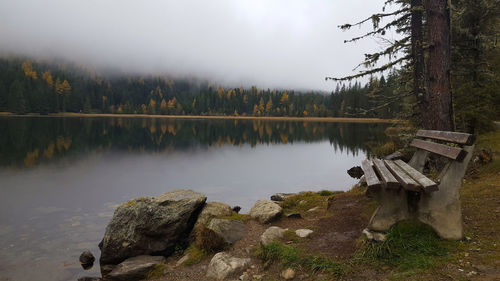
[368,187,409,232]
[417,145,474,240]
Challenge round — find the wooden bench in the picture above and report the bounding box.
[361,130,475,240]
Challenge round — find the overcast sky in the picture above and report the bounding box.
[0,0,399,91]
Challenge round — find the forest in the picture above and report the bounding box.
[0,57,402,119]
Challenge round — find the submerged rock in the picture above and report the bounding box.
[79,250,95,270]
[194,202,233,228]
[207,218,248,245]
[99,189,206,269]
[206,252,251,280]
[249,200,282,223]
[347,166,364,179]
[260,226,288,246]
[107,255,166,281]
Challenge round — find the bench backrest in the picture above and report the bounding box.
[410,130,475,162]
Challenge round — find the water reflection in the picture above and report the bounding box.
[0,117,389,168]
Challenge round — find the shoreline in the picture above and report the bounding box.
[0,112,401,123]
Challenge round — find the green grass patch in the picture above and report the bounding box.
[357,221,455,273]
[257,242,350,277]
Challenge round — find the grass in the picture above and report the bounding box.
[257,242,350,277]
[356,221,453,272]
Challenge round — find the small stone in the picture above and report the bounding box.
[286,213,302,219]
[466,271,477,277]
[239,272,250,281]
[295,229,313,238]
[281,268,296,280]
[298,200,307,205]
[465,236,472,241]
[261,226,288,246]
[79,250,95,270]
[176,253,191,267]
[362,228,386,242]
[306,206,320,212]
[253,274,264,280]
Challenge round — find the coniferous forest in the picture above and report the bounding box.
[0,57,403,119]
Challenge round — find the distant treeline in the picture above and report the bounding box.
[0,58,403,118]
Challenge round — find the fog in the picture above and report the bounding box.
[0,0,398,91]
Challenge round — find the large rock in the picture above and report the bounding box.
[207,218,247,244]
[99,190,206,267]
[194,202,233,228]
[260,226,287,246]
[206,252,250,280]
[107,255,166,281]
[248,200,282,223]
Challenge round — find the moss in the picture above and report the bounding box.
[183,246,206,266]
[281,191,334,214]
[145,262,166,279]
[257,242,350,277]
[120,197,149,207]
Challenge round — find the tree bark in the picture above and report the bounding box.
[425,0,454,131]
[411,0,429,128]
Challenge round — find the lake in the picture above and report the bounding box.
[0,116,390,281]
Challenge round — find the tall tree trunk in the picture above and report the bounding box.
[411,0,429,128]
[425,0,454,130]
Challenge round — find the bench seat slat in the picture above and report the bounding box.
[372,159,400,189]
[410,139,467,161]
[361,159,381,188]
[384,160,421,191]
[394,159,438,192]
[416,130,474,145]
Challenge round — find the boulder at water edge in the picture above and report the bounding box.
[248,200,282,223]
[99,190,206,269]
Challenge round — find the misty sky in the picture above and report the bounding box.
[0,0,399,91]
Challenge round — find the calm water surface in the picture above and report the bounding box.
[0,117,390,281]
